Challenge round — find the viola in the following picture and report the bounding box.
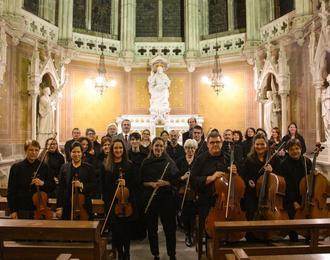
[32,181,53,220]
[295,143,330,237]
[114,168,133,218]
[205,146,246,241]
[71,174,89,220]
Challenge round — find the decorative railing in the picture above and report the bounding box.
[260,11,295,42]
[73,32,120,56]
[200,33,246,56]
[135,42,185,58]
[20,9,58,42]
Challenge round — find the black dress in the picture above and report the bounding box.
[101,161,138,259]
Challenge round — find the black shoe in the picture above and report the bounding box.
[185,235,193,247]
[169,256,176,260]
[289,231,298,242]
[153,256,160,260]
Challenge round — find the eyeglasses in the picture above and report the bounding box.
[185,147,196,150]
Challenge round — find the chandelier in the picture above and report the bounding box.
[93,48,116,95]
[210,48,225,95]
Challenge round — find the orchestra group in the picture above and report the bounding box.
[7,118,330,260]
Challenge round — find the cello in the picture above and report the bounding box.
[32,134,57,220]
[205,144,246,241]
[71,173,89,220]
[295,143,330,237]
[255,141,288,240]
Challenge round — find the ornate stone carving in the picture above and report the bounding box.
[0,21,7,86]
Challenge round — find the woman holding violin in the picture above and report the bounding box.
[39,137,65,198]
[141,137,179,260]
[8,140,55,219]
[176,139,198,247]
[101,139,137,260]
[56,141,96,220]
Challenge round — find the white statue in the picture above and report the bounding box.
[264,91,281,136]
[148,65,171,119]
[321,75,330,143]
[38,87,56,144]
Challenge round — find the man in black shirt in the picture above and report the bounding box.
[193,125,208,157]
[182,117,197,145]
[8,140,55,219]
[167,130,185,162]
[64,128,81,161]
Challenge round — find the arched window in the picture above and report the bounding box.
[73,0,86,30]
[91,0,112,33]
[136,0,184,38]
[136,0,158,37]
[234,0,246,30]
[23,0,39,16]
[209,0,228,34]
[274,0,294,18]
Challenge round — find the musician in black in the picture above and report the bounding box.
[191,131,238,228]
[241,133,274,221]
[141,137,179,260]
[279,139,312,241]
[8,140,55,219]
[56,141,96,220]
[176,139,198,247]
[101,139,137,260]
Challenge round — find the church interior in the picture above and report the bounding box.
[0,0,330,260]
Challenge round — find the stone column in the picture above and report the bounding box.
[58,0,73,46]
[120,0,136,71]
[314,81,323,143]
[4,0,23,14]
[158,0,163,38]
[295,0,312,16]
[279,90,289,136]
[227,0,235,32]
[199,0,208,36]
[85,0,92,30]
[111,0,119,38]
[184,0,199,72]
[28,43,40,140]
[39,0,56,24]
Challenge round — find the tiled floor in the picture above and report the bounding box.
[129,227,198,260]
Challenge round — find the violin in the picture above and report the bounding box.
[295,143,330,237]
[255,142,288,240]
[32,134,58,220]
[32,180,53,220]
[205,145,246,241]
[114,168,133,218]
[71,173,89,220]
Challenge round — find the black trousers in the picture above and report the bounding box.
[17,210,34,219]
[111,221,131,258]
[146,195,176,257]
[180,200,196,236]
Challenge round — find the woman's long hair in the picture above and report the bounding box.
[104,139,129,172]
[247,133,268,160]
[38,137,60,164]
[147,137,167,159]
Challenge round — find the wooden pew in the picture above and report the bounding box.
[0,219,107,260]
[209,218,330,260]
[0,197,105,216]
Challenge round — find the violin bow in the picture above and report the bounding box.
[32,132,58,179]
[225,143,235,219]
[100,172,123,235]
[144,162,170,214]
[258,140,286,175]
[179,170,191,213]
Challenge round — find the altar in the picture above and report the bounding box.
[116,114,204,144]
